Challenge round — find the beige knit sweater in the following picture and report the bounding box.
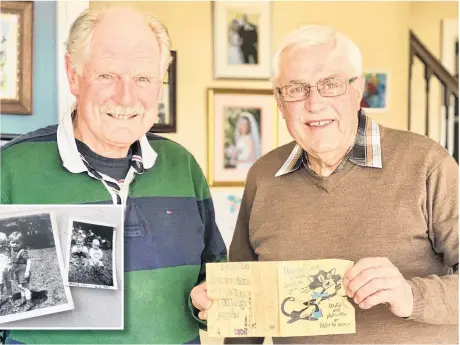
[225,126,458,344]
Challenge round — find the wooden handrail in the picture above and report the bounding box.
[410,30,458,97]
[409,30,459,142]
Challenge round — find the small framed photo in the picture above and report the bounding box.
[360,71,389,112]
[65,219,117,290]
[207,88,278,186]
[0,1,33,114]
[0,212,73,324]
[150,50,177,133]
[213,1,271,79]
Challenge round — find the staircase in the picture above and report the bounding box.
[408,30,459,163]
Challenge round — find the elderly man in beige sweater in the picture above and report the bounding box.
[193,25,458,344]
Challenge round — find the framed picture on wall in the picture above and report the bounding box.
[207,88,278,186]
[360,71,389,112]
[213,1,271,79]
[0,1,33,115]
[150,50,177,133]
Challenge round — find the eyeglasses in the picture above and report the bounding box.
[276,76,358,102]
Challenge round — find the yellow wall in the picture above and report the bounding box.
[409,1,458,140]
[90,0,412,174]
[411,1,458,59]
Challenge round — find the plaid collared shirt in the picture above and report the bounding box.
[275,109,382,177]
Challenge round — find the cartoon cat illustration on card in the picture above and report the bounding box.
[281,268,343,324]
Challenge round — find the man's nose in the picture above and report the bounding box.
[305,87,326,113]
[114,78,134,106]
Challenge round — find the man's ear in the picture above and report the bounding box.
[274,91,286,119]
[65,53,80,97]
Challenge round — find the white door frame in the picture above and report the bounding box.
[56,1,89,122]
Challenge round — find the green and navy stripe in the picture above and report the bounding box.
[1,126,227,344]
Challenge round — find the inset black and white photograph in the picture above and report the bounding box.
[0,212,73,324]
[65,219,117,290]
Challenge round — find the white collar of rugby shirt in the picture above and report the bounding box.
[57,110,158,174]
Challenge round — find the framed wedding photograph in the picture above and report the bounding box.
[0,1,33,115]
[213,1,271,79]
[150,50,177,133]
[207,88,278,186]
[360,71,389,112]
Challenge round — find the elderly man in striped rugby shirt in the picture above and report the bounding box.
[1,5,225,344]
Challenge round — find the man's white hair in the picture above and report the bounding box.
[65,5,172,78]
[271,25,362,86]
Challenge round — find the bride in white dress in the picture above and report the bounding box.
[228,19,244,65]
[232,112,262,170]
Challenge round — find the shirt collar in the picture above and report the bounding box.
[275,109,382,177]
[57,110,158,174]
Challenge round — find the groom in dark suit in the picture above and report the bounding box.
[238,14,258,64]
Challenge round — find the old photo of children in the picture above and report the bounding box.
[65,220,117,290]
[0,212,73,323]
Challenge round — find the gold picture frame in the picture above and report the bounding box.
[0,1,33,115]
[207,88,279,187]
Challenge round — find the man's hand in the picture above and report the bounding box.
[343,257,413,318]
[24,271,30,279]
[191,282,212,320]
